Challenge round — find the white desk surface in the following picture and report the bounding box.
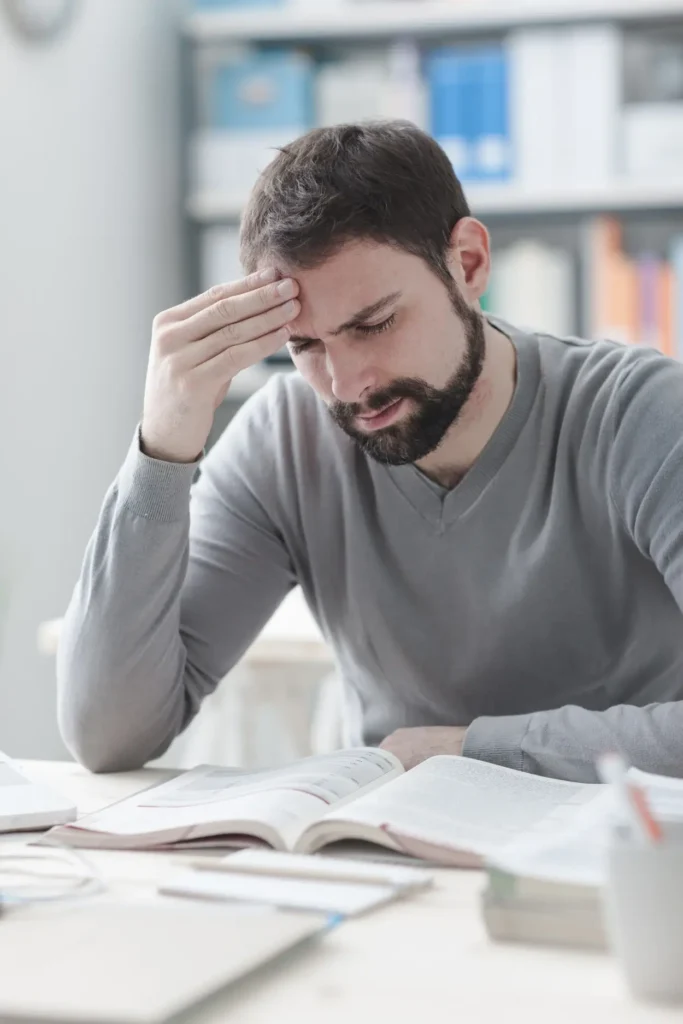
[14,760,679,1024]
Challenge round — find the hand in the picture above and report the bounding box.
[379,726,468,771]
[141,268,300,463]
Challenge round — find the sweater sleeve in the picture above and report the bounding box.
[464,350,683,782]
[57,382,296,772]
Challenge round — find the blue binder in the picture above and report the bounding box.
[208,51,314,132]
[427,45,511,182]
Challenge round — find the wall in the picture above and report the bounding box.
[0,0,184,757]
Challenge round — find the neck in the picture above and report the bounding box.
[416,320,517,489]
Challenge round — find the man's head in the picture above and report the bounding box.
[241,121,491,466]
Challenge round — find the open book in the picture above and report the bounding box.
[45,749,607,865]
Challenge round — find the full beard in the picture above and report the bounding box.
[329,283,486,466]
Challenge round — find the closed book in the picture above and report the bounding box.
[481,887,606,951]
[623,103,683,179]
[474,47,511,182]
[489,239,574,337]
[672,236,683,360]
[208,51,314,132]
[507,28,561,188]
[483,768,683,951]
[622,26,683,177]
[561,24,619,186]
[316,52,389,126]
[636,253,662,351]
[583,217,638,344]
[383,42,429,129]
[190,127,294,198]
[428,45,510,182]
[427,47,475,179]
[659,263,675,359]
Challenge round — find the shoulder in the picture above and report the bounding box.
[504,317,682,418]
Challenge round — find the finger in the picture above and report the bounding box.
[195,325,292,383]
[180,299,299,365]
[156,268,279,326]
[176,277,299,345]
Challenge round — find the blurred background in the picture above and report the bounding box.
[1,0,683,767]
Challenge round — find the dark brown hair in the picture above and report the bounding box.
[240,120,470,285]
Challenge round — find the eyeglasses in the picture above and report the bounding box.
[0,844,105,907]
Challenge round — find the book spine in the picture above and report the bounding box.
[428,49,470,179]
[586,217,639,345]
[488,239,573,337]
[507,29,560,187]
[474,47,511,183]
[636,253,661,351]
[671,236,683,360]
[658,263,675,359]
[564,25,620,186]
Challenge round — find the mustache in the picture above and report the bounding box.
[331,377,436,422]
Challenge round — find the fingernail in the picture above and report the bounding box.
[277,279,296,298]
[259,267,278,282]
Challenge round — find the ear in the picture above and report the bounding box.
[447,217,491,303]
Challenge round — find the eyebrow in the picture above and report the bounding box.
[288,291,401,345]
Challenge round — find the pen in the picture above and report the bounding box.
[597,752,663,845]
[183,857,430,890]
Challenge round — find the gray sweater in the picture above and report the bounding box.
[57,317,683,781]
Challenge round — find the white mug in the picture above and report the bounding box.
[602,821,683,1004]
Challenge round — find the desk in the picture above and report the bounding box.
[11,761,678,1024]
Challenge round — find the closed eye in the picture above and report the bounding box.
[288,338,317,357]
[288,312,397,355]
[356,313,396,336]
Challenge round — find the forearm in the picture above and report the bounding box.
[57,433,200,773]
[463,699,683,782]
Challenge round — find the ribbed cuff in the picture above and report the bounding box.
[462,712,534,773]
[116,427,202,524]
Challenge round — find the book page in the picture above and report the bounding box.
[306,755,604,858]
[490,768,683,887]
[50,749,402,851]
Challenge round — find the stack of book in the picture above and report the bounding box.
[482,768,683,951]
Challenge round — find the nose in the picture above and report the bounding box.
[325,346,376,405]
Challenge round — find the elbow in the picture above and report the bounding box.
[57,675,171,775]
[58,706,150,774]
[57,684,182,775]
[56,628,188,774]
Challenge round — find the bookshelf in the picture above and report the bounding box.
[185,1,683,403]
[188,180,683,225]
[186,0,683,43]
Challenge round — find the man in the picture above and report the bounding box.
[58,121,683,782]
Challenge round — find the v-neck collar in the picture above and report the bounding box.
[380,317,541,529]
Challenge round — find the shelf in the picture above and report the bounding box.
[189,180,683,223]
[186,0,683,43]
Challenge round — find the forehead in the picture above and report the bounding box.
[273,241,427,331]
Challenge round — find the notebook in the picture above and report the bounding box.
[0,753,76,832]
[0,897,331,1023]
[160,848,434,917]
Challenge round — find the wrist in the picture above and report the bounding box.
[139,428,203,465]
